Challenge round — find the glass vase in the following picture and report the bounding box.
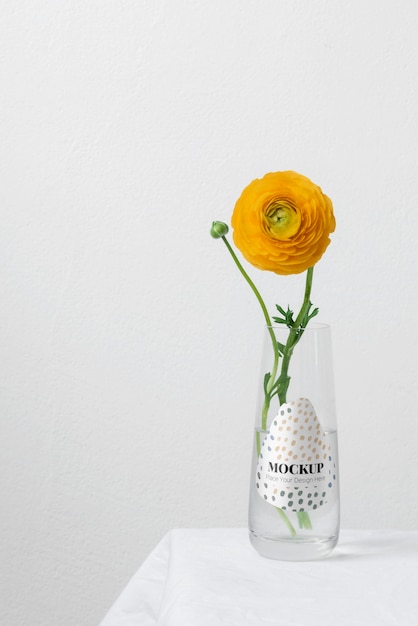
[248,323,339,560]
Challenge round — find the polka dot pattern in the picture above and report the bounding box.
[256,398,337,512]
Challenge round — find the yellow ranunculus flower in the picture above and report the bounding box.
[231,171,335,275]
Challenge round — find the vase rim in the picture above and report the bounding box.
[266,322,330,330]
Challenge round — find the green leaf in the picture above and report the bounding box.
[275,305,287,316]
[273,304,295,329]
[272,316,288,325]
[263,372,271,395]
[308,307,319,320]
[276,341,285,355]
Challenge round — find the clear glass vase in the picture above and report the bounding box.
[248,323,339,560]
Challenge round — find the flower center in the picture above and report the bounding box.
[264,200,301,240]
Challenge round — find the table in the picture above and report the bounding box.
[100,528,418,625]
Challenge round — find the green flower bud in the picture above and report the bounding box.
[210,221,229,238]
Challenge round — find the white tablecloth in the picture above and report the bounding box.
[100,528,418,625]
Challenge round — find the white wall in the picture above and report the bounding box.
[2,1,418,624]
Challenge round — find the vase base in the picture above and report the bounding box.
[249,530,338,561]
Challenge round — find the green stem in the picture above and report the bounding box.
[277,267,314,405]
[276,267,315,532]
[276,507,297,537]
[220,239,316,538]
[221,236,297,537]
[221,236,276,348]
[256,430,261,458]
[221,236,279,429]
[297,511,312,530]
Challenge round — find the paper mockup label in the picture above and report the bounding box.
[256,398,337,512]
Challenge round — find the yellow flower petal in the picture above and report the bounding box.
[231,171,335,275]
